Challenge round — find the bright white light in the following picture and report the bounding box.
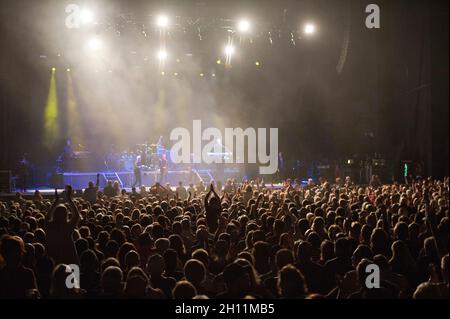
[225,45,235,56]
[304,23,316,35]
[87,37,102,50]
[157,50,167,61]
[80,9,94,24]
[238,19,250,32]
[156,15,169,28]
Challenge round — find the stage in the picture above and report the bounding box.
[2,167,244,196]
[59,169,197,189]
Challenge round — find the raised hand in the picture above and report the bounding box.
[66,185,73,201]
[52,188,59,206]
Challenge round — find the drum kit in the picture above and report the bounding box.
[113,143,169,172]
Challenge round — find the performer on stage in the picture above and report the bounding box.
[62,138,74,171]
[132,154,142,187]
[63,138,74,157]
[159,152,168,184]
[156,136,164,155]
[18,154,30,192]
[277,151,285,182]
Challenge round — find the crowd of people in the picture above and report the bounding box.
[0,175,448,299]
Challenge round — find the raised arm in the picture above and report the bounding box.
[66,185,81,228]
[187,189,192,203]
[204,183,214,207]
[45,188,59,223]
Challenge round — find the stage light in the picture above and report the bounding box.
[200,73,204,77]
[156,15,169,28]
[255,61,260,66]
[66,68,70,72]
[51,67,56,72]
[87,37,102,50]
[157,50,167,61]
[225,45,235,56]
[238,19,250,32]
[80,9,94,24]
[303,23,316,35]
[216,59,222,65]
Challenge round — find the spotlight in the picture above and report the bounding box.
[216,59,222,65]
[225,45,235,56]
[51,67,56,72]
[66,68,71,72]
[80,9,94,24]
[303,23,316,35]
[87,37,102,50]
[200,73,204,77]
[157,50,167,61]
[255,61,260,66]
[238,19,250,32]
[156,15,169,28]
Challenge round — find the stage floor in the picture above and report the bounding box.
[0,184,286,199]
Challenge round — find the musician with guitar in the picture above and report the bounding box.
[132,153,143,187]
[159,152,168,184]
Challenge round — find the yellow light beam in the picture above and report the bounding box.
[43,69,59,149]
